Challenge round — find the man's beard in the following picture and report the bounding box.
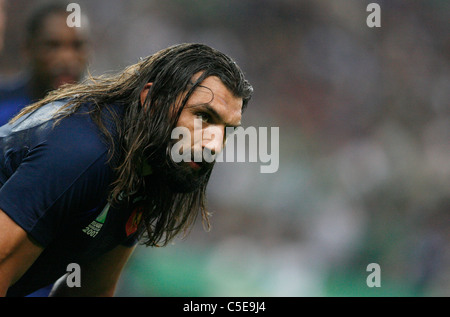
[150,146,215,193]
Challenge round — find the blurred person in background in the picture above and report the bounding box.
[0,1,90,126]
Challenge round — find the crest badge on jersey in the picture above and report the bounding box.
[126,205,143,236]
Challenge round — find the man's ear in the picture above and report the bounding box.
[140,83,153,109]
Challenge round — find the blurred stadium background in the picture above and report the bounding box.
[1,0,448,296]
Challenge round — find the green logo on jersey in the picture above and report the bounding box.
[82,203,110,237]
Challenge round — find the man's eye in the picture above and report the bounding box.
[196,112,211,123]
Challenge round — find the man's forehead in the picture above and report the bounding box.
[187,74,243,126]
[39,12,89,40]
[190,74,237,103]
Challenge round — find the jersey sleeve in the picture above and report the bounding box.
[0,120,114,248]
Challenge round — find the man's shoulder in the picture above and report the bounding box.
[49,103,114,160]
[2,100,111,164]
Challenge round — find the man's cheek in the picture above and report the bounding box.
[170,126,192,163]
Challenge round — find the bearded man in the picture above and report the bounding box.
[0,43,253,297]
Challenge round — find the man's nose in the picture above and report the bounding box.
[202,126,224,155]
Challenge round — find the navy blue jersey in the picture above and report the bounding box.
[0,100,141,297]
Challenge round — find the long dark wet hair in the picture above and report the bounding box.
[11,43,253,246]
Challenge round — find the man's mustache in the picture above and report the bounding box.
[191,149,216,169]
[161,145,216,173]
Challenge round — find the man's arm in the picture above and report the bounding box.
[49,244,136,297]
[0,209,44,297]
